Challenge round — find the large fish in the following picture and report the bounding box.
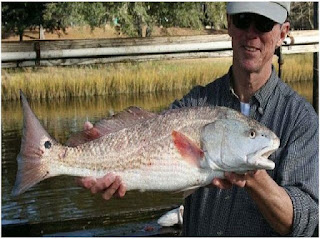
[12,91,280,196]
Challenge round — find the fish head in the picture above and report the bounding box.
[200,118,280,172]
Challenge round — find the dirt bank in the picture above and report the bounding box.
[2,25,227,41]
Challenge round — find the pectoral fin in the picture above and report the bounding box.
[172,130,204,167]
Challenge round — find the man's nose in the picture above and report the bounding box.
[245,22,260,38]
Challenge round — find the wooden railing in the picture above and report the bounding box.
[1,30,318,68]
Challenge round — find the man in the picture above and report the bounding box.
[77,2,318,236]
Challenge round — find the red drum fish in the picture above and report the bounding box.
[12,91,279,196]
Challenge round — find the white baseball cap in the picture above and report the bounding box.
[227,2,290,24]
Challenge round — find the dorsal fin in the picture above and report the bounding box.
[65,106,157,147]
[172,130,204,167]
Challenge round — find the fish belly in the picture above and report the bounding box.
[118,160,216,192]
[50,153,220,192]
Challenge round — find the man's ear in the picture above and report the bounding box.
[276,22,290,47]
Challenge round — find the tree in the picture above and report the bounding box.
[290,2,315,30]
[3,2,315,40]
[2,2,46,41]
[173,3,204,29]
[74,2,107,30]
[113,2,154,37]
[149,2,206,29]
[0,2,229,39]
[203,2,227,30]
[42,2,84,36]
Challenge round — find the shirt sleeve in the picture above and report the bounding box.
[278,105,319,236]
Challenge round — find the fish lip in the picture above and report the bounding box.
[247,139,280,167]
[258,145,278,159]
[259,137,280,158]
[260,146,277,158]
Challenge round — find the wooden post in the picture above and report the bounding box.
[275,47,283,78]
[39,25,45,40]
[313,2,318,113]
[34,42,41,66]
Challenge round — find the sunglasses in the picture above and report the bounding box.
[231,13,277,33]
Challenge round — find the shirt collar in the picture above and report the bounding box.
[227,65,279,108]
[253,66,279,108]
[225,67,238,106]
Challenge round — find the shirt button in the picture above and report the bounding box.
[224,195,231,200]
[258,107,264,115]
[217,231,224,236]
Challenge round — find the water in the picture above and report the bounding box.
[1,81,314,236]
[1,91,186,236]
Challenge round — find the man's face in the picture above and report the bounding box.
[228,13,290,74]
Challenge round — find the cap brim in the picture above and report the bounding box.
[227,2,287,24]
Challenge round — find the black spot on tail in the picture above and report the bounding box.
[44,141,52,149]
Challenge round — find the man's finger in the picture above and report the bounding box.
[101,176,122,200]
[83,121,93,130]
[247,170,258,176]
[115,182,127,198]
[76,176,96,189]
[117,186,127,198]
[91,173,116,194]
[225,172,246,187]
[212,178,232,189]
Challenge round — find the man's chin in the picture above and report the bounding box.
[240,62,262,73]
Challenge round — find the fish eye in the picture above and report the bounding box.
[249,130,256,139]
[44,141,52,149]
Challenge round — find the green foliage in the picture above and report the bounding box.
[2,2,226,39]
[116,3,154,37]
[173,3,203,29]
[2,2,46,40]
[203,2,227,30]
[77,2,107,29]
[42,3,77,33]
[44,2,108,30]
[1,2,316,40]
[148,2,173,27]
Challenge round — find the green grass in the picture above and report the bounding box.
[1,54,313,101]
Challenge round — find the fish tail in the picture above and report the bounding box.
[12,90,56,196]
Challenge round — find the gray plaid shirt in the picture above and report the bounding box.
[170,66,318,236]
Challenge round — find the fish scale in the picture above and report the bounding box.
[12,90,280,196]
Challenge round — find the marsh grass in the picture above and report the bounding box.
[278,53,314,81]
[1,54,313,101]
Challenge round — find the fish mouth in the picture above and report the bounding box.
[260,146,277,158]
[260,137,280,157]
[248,139,280,170]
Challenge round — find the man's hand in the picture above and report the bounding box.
[212,171,257,189]
[76,173,127,200]
[75,121,127,200]
[212,170,293,235]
